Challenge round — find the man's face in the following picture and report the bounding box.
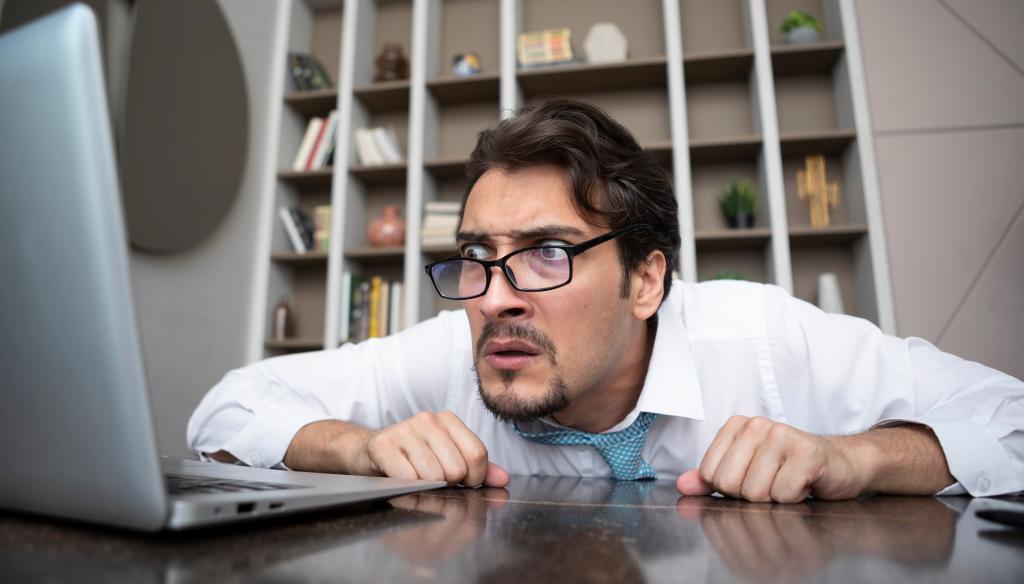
[459,165,638,423]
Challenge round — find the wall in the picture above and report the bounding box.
[131,0,285,457]
[856,0,1024,379]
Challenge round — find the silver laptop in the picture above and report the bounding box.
[0,4,443,532]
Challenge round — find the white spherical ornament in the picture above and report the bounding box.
[583,23,628,64]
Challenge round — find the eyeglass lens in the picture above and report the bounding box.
[431,246,571,299]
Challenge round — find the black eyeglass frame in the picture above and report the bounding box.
[423,225,650,300]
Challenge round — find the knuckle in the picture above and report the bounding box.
[746,416,772,432]
[726,415,749,429]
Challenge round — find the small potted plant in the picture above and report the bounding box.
[780,10,822,44]
[719,179,758,229]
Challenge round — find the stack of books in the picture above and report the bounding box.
[286,52,333,91]
[339,273,403,342]
[353,127,404,166]
[279,205,331,253]
[292,110,338,172]
[420,201,461,248]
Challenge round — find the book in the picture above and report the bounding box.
[379,279,390,337]
[286,53,309,90]
[292,117,324,171]
[371,127,403,164]
[354,128,383,166]
[424,201,462,214]
[278,206,306,252]
[288,207,315,250]
[313,205,331,252]
[368,277,383,338]
[309,110,338,170]
[304,115,330,170]
[388,281,403,335]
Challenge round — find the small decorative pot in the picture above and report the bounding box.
[375,43,409,82]
[727,213,755,229]
[368,205,406,247]
[786,26,820,44]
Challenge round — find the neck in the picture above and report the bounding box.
[552,318,657,433]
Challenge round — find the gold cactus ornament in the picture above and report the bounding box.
[797,154,840,228]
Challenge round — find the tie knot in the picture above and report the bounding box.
[514,412,659,480]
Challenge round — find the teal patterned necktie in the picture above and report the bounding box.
[513,412,659,480]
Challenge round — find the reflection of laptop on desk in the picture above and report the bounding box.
[0,4,443,532]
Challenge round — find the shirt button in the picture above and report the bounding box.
[977,476,991,493]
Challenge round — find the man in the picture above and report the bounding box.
[189,99,1023,502]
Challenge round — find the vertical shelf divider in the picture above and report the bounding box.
[748,0,793,292]
[837,0,895,334]
[662,0,696,284]
[500,0,521,117]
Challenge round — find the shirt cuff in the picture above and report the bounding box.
[871,416,1022,497]
[219,402,331,469]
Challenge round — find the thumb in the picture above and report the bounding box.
[676,468,714,496]
[484,462,510,488]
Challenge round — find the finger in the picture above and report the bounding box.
[676,469,714,496]
[711,417,775,498]
[770,457,814,503]
[400,438,447,482]
[698,416,748,486]
[437,413,490,487]
[740,440,786,502]
[370,439,420,480]
[484,462,510,487]
[420,430,470,486]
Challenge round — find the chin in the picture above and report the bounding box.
[475,368,571,424]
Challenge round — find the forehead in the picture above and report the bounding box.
[461,166,593,238]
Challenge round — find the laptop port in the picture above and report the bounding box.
[236,502,255,514]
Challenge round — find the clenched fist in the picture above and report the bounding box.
[283,412,509,488]
[676,415,871,503]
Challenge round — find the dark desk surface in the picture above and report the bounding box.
[2,477,1022,583]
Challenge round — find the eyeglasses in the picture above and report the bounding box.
[424,225,649,300]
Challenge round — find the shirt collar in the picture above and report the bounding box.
[634,283,705,421]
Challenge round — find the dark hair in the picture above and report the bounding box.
[461,98,680,301]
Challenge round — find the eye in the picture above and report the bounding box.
[460,243,489,260]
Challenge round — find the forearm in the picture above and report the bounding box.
[283,419,377,475]
[838,424,956,496]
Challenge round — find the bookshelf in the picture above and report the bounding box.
[255,0,895,358]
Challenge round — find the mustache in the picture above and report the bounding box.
[474,321,557,364]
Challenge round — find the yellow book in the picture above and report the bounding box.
[368,276,382,338]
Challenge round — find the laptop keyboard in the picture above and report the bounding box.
[165,474,310,496]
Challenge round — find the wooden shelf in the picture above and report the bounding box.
[344,246,405,261]
[789,223,868,245]
[271,251,328,265]
[689,134,762,163]
[425,156,468,180]
[278,168,333,189]
[264,337,323,351]
[696,227,772,249]
[684,48,754,83]
[349,163,407,185]
[422,243,458,257]
[426,72,500,105]
[779,129,856,156]
[353,79,410,112]
[517,56,668,96]
[284,89,338,116]
[771,41,845,76]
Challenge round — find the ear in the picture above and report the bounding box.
[630,250,666,320]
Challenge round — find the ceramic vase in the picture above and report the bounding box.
[368,205,406,247]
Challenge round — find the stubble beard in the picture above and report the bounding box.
[472,321,571,423]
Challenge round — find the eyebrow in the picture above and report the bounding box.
[457,224,587,244]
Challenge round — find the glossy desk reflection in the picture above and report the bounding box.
[2,477,1022,583]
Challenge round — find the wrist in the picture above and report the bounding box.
[828,433,884,496]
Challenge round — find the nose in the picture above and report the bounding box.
[476,264,531,321]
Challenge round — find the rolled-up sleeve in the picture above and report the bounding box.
[187,310,466,468]
[763,285,1024,497]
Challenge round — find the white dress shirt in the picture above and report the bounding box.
[188,280,1024,496]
